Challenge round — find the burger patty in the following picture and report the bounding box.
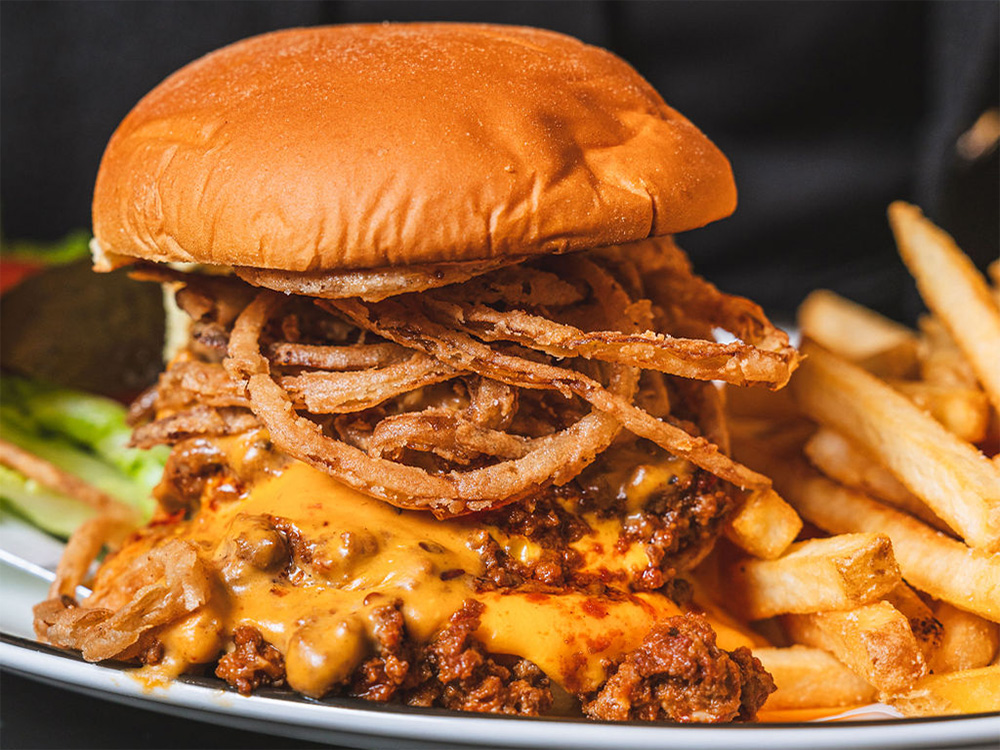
[472,466,734,594]
[208,604,771,723]
[153,434,735,596]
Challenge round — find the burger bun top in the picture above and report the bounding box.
[92,23,736,273]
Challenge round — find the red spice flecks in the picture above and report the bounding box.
[581,599,609,619]
[586,635,613,654]
[559,652,588,694]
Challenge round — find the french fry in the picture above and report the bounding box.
[727,533,900,620]
[791,342,1000,552]
[724,486,802,560]
[731,441,1000,623]
[803,428,953,534]
[918,315,980,389]
[755,646,877,710]
[889,380,990,444]
[883,582,943,663]
[783,601,927,695]
[798,289,919,378]
[929,601,1000,673]
[889,666,1000,716]
[889,202,1000,413]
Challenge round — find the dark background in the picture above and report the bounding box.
[0,2,997,748]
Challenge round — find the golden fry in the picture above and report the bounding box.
[724,486,802,561]
[889,202,1000,413]
[727,533,899,620]
[890,380,990,445]
[755,646,877,710]
[791,342,1000,552]
[783,601,926,695]
[732,441,1000,623]
[890,666,1000,716]
[929,601,1000,673]
[918,315,980,389]
[882,582,943,663]
[803,428,954,534]
[798,289,919,378]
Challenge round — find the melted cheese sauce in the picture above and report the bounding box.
[124,446,754,698]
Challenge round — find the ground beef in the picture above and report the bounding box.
[344,600,552,715]
[582,614,774,723]
[215,626,286,695]
[471,466,733,594]
[620,470,735,589]
[405,600,552,716]
[350,603,413,702]
[153,438,234,515]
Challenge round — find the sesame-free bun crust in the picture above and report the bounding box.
[93,24,736,272]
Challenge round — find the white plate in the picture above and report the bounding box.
[2,517,998,750]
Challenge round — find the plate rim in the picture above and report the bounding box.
[3,634,999,750]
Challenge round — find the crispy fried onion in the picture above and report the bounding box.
[280,353,462,415]
[225,290,635,517]
[268,342,407,370]
[595,236,799,364]
[34,538,210,662]
[235,254,527,302]
[368,409,529,463]
[327,296,770,492]
[421,244,798,389]
[135,239,793,516]
[130,405,260,449]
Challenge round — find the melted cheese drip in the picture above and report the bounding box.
[133,455,754,697]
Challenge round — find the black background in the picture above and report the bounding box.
[1,2,998,748]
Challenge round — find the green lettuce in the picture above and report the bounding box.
[0,375,166,534]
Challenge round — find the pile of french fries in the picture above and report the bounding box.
[714,201,1000,718]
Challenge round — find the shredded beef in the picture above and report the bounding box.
[583,614,774,723]
[215,625,286,695]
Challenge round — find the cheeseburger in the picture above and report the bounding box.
[35,24,799,722]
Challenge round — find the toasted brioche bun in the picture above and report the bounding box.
[92,23,735,274]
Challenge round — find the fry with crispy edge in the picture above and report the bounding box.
[889,201,1000,413]
[882,582,943,663]
[803,428,955,535]
[889,380,990,445]
[791,341,1000,552]
[732,442,1000,623]
[889,666,1000,716]
[755,646,877,710]
[798,289,919,379]
[929,601,1000,673]
[783,601,926,695]
[918,315,980,389]
[727,533,900,620]
[724,486,802,560]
